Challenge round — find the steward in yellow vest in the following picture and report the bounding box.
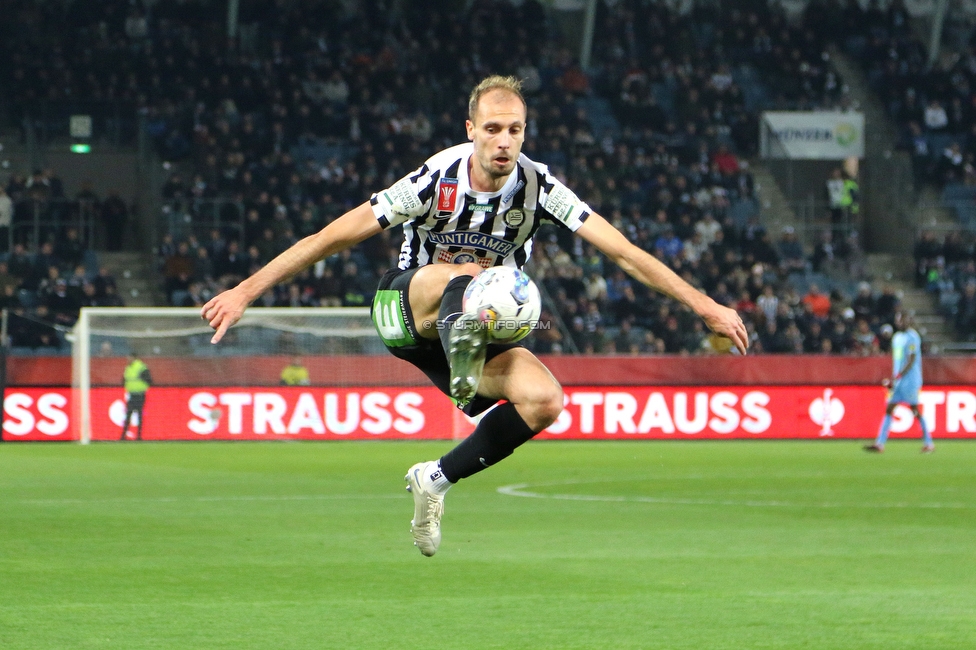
[121,354,152,440]
[280,358,311,386]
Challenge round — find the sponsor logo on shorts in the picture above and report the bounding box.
[372,290,415,347]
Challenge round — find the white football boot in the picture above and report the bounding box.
[405,461,447,557]
[448,312,488,406]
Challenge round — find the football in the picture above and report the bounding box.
[462,267,542,343]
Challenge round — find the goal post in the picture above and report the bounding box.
[71,307,465,443]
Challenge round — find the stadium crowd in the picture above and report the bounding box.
[5,0,965,354]
[797,0,976,188]
[0,169,123,350]
[915,229,976,339]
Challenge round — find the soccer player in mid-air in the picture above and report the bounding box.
[864,312,933,453]
[202,76,748,556]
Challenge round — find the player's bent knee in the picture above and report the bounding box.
[521,387,564,432]
[538,390,564,431]
[451,263,483,279]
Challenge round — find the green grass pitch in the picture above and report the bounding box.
[1,440,974,649]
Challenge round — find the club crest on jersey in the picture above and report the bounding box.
[437,178,459,215]
[503,208,524,228]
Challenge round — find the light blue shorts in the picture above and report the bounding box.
[889,381,921,406]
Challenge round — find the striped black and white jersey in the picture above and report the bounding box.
[369,143,591,270]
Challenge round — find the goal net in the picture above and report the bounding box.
[71,307,462,443]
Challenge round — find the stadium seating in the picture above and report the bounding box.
[0,0,952,355]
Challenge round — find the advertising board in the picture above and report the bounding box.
[5,385,974,442]
[760,111,865,159]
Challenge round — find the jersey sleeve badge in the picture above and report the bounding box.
[542,178,590,230]
[376,177,426,226]
[436,178,459,216]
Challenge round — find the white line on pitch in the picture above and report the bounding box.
[15,494,405,505]
[496,482,974,510]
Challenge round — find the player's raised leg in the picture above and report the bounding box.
[403,262,486,556]
[404,459,450,557]
[439,347,564,479]
[406,348,562,556]
[408,262,488,404]
[406,262,483,335]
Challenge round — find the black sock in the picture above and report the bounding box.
[437,275,474,356]
[439,402,537,482]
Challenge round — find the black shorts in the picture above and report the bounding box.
[126,393,146,411]
[371,267,521,416]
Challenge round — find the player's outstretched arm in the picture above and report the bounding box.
[202,202,381,343]
[577,212,749,354]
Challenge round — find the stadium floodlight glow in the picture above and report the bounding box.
[70,143,91,153]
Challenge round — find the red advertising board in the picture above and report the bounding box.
[88,386,456,441]
[1,388,74,441]
[11,355,976,387]
[529,386,976,440]
[4,385,976,442]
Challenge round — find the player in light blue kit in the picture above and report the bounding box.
[864,313,934,453]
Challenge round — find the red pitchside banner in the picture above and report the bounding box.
[530,386,976,440]
[1,388,73,441]
[5,386,976,441]
[10,355,976,387]
[88,387,455,441]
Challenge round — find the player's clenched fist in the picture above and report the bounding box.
[201,288,249,344]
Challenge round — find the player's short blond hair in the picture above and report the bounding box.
[468,75,526,122]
